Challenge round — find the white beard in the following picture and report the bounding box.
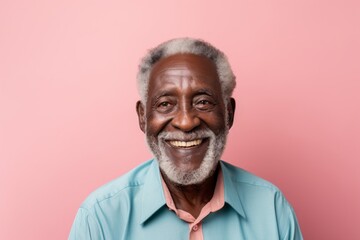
[146,127,228,185]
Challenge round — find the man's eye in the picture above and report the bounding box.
[198,100,210,105]
[159,102,170,107]
[157,101,173,112]
[195,100,214,110]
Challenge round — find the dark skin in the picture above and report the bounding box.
[136,54,236,218]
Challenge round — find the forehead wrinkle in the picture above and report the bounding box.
[153,61,209,80]
[148,55,223,104]
[152,72,220,99]
[157,68,194,79]
[155,69,198,92]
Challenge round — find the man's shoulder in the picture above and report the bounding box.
[221,160,280,192]
[80,159,155,209]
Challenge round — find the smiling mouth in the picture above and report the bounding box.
[168,139,204,148]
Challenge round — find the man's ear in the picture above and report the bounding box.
[227,98,236,129]
[136,101,146,133]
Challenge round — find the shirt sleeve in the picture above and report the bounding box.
[275,191,304,240]
[68,207,104,240]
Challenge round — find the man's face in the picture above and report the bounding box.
[137,54,234,185]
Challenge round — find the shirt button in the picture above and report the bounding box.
[192,225,198,231]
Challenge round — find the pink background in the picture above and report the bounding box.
[1,0,359,239]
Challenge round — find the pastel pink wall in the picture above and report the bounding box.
[1,0,359,239]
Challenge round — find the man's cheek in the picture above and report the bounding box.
[146,116,173,133]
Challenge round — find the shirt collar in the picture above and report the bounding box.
[220,161,247,218]
[139,160,247,224]
[139,160,166,224]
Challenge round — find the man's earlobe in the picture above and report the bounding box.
[227,98,236,129]
[136,101,146,133]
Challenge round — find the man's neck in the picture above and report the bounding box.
[161,165,219,219]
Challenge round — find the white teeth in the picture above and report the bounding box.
[169,139,202,148]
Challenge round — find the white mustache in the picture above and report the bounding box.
[158,129,213,141]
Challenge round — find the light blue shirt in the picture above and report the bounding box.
[69,160,303,239]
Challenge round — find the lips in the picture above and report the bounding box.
[168,139,203,148]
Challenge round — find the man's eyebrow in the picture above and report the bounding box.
[150,90,175,102]
[194,88,215,96]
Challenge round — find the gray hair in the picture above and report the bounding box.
[137,37,236,103]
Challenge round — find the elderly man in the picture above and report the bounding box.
[69,38,303,240]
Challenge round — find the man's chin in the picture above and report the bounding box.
[158,157,219,186]
[147,128,227,185]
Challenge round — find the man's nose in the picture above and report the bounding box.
[171,108,201,132]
